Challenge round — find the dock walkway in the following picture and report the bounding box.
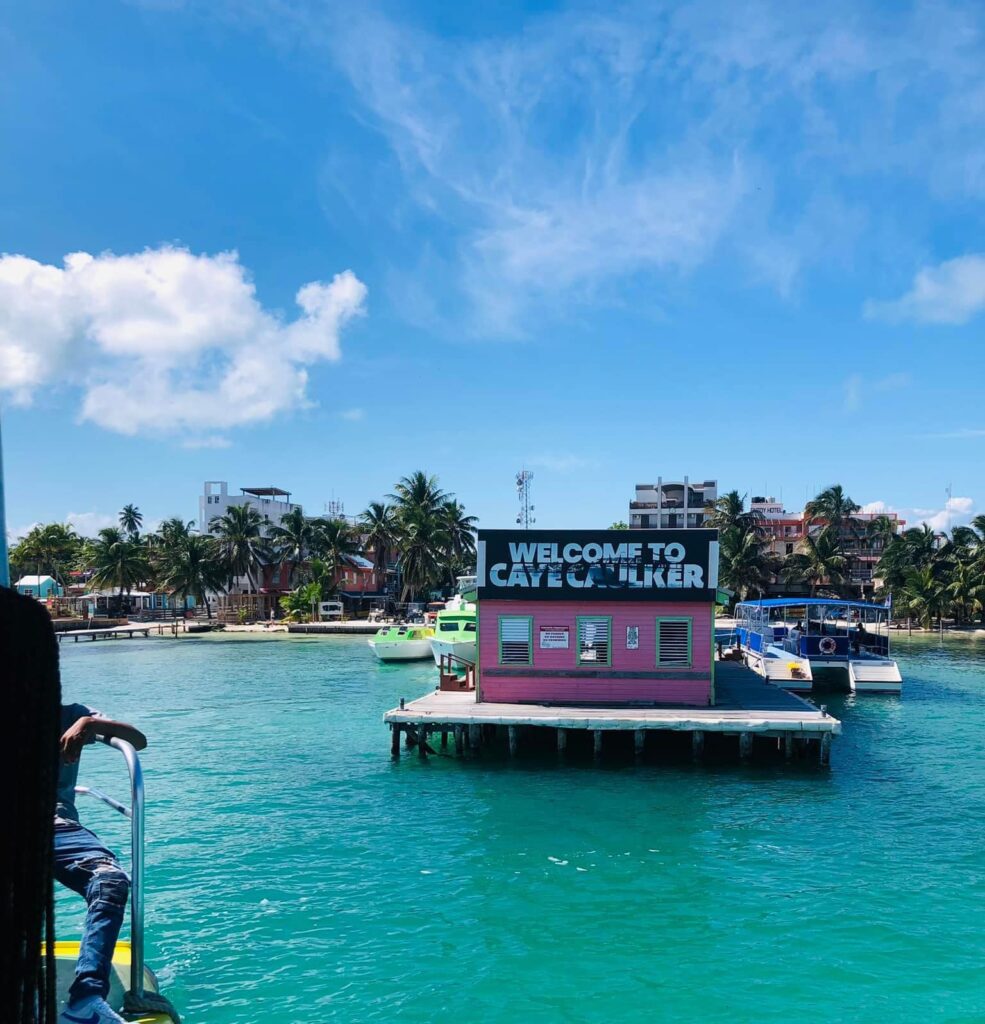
[383,661,839,764]
[57,625,153,642]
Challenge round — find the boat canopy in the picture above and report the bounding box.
[735,598,890,612]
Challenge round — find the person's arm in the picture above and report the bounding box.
[60,716,148,763]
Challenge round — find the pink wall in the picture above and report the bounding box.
[478,599,712,706]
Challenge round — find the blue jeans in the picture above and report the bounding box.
[54,819,130,1003]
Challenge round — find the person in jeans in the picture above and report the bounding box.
[57,704,147,1024]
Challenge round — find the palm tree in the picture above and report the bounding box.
[119,504,143,538]
[267,507,315,588]
[438,499,478,586]
[804,485,860,532]
[945,556,985,625]
[903,565,948,629]
[209,504,269,592]
[703,491,763,535]
[718,526,776,602]
[157,534,227,619]
[359,501,398,576]
[387,471,456,600]
[389,471,448,521]
[783,528,848,596]
[89,527,148,609]
[11,523,81,587]
[310,519,361,595]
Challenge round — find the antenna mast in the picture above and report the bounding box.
[515,469,535,530]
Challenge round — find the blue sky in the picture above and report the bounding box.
[2,0,984,537]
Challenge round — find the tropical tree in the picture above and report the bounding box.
[804,484,860,533]
[945,556,985,625]
[89,527,149,606]
[119,504,143,538]
[310,518,361,593]
[280,582,322,622]
[209,504,269,592]
[389,471,448,521]
[360,501,398,576]
[438,499,478,587]
[156,534,227,619]
[267,507,315,588]
[703,490,764,535]
[609,521,629,530]
[783,528,848,596]
[718,526,777,602]
[10,523,82,587]
[901,565,948,629]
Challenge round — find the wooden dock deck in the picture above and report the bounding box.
[383,661,839,764]
[57,625,153,642]
[287,621,381,635]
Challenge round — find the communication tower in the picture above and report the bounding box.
[516,469,535,529]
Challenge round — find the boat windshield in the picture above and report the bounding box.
[439,622,459,632]
[465,622,476,632]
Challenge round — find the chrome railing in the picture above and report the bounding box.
[74,737,145,998]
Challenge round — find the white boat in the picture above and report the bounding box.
[367,625,435,662]
[733,598,902,694]
[429,577,477,666]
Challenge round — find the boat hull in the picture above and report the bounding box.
[367,638,434,661]
[430,636,477,665]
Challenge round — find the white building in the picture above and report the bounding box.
[199,482,302,535]
[628,478,717,529]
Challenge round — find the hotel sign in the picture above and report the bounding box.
[477,529,719,603]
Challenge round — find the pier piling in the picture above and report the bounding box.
[692,730,704,760]
[508,726,518,757]
[634,730,645,761]
[556,728,567,754]
[390,725,401,757]
[593,730,603,760]
[739,732,753,760]
[454,725,465,756]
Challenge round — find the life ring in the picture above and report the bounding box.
[818,637,837,655]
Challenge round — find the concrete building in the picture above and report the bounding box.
[750,496,904,595]
[199,481,302,535]
[629,478,717,530]
[15,574,63,599]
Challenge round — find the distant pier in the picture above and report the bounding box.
[57,625,153,642]
[288,621,382,635]
[384,661,839,766]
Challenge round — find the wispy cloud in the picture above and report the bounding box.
[246,0,985,331]
[865,254,985,325]
[0,247,367,437]
[339,407,365,421]
[842,371,910,411]
[926,427,985,440]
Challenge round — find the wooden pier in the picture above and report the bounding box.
[287,621,381,635]
[384,661,839,765]
[57,625,153,642]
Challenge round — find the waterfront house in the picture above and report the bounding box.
[15,574,63,599]
[476,528,720,707]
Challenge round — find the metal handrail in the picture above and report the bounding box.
[74,736,145,998]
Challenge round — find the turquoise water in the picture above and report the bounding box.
[58,634,985,1024]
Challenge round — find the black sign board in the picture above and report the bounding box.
[477,529,719,603]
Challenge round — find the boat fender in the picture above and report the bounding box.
[818,637,837,655]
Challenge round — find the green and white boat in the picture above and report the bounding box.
[368,624,435,662]
[429,576,477,666]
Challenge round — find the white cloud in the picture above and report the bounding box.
[865,496,975,534]
[864,255,985,324]
[339,407,365,421]
[929,427,985,440]
[0,247,367,436]
[64,511,123,535]
[181,435,232,449]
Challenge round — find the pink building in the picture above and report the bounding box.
[476,528,720,708]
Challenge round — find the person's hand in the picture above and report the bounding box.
[60,717,97,763]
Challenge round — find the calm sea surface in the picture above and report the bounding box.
[58,634,985,1024]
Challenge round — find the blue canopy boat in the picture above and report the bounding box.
[733,597,902,694]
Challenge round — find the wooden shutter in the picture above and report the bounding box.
[499,616,532,665]
[657,618,692,667]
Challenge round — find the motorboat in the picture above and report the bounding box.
[367,624,435,661]
[732,598,902,694]
[429,576,477,666]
